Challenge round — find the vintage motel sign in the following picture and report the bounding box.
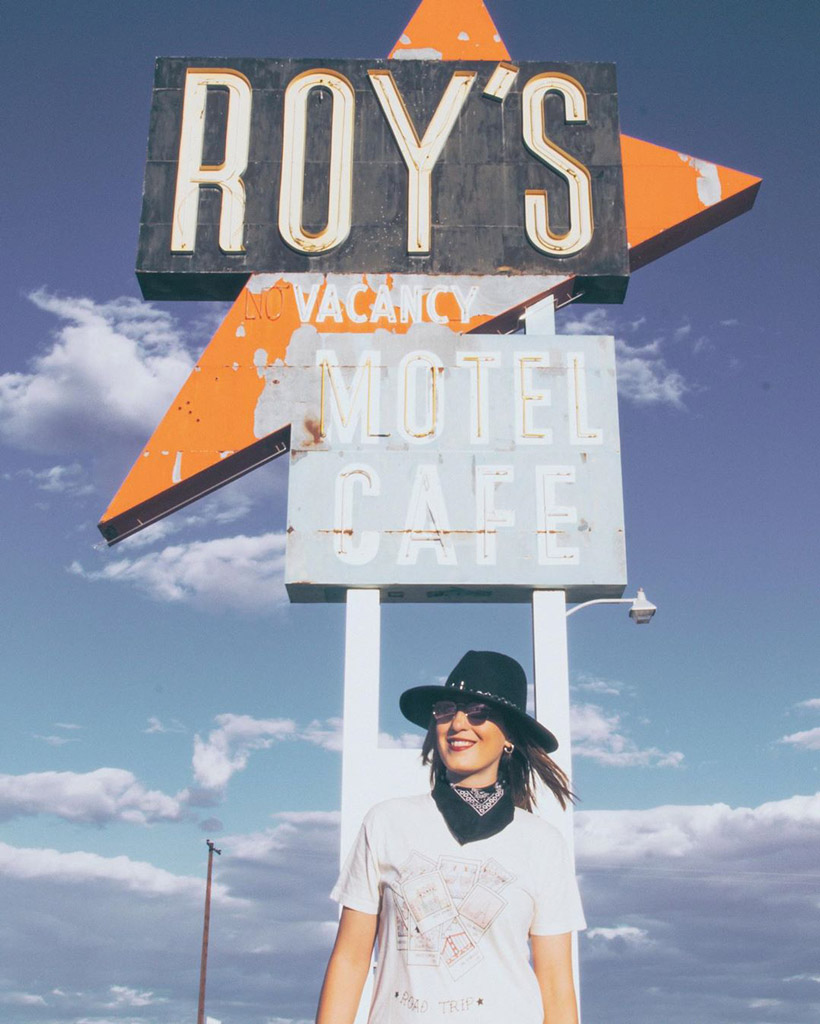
[139,58,627,300]
[99,0,760,567]
[283,326,624,602]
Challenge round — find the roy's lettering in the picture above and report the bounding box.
[138,59,627,300]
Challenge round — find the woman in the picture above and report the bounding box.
[316,650,584,1024]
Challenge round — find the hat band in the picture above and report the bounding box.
[446,680,523,713]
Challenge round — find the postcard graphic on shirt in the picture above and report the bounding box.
[396,852,515,978]
[392,885,412,950]
[401,851,438,879]
[479,858,515,893]
[403,870,456,933]
[408,923,443,966]
[438,857,480,903]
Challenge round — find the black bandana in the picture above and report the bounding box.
[432,773,515,845]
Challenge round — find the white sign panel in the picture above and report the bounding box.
[284,325,625,602]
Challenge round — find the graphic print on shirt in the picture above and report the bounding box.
[391,852,516,980]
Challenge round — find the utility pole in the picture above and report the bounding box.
[197,839,221,1024]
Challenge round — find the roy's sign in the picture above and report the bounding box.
[282,325,625,602]
[137,59,628,302]
[99,0,760,585]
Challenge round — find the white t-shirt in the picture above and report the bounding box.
[331,793,585,1024]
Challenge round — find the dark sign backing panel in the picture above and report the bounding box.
[137,59,628,301]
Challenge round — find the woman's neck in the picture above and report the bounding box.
[445,766,499,789]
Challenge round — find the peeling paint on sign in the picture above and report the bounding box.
[284,324,625,602]
[678,153,723,207]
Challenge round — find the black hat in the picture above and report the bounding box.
[399,650,558,753]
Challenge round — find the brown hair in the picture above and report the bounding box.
[420,714,575,812]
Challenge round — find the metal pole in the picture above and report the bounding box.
[340,589,382,865]
[341,589,381,1024]
[565,597,634,617]
[197,839,221,1024]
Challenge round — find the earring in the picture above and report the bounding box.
[503,743,514,755]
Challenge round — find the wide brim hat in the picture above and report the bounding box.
[399,650,559,753]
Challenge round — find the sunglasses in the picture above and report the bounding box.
[431,701,495,726]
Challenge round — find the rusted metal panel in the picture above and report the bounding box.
[283,326,625,603]
[137,58,628,301]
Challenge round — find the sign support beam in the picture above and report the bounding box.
[532,589,581,1016]
[341,589,383,860]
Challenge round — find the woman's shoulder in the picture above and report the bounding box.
[511,807,570,848]
[362,791,433,826]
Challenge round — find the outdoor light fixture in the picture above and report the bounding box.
[627,587,657,625]
[566,587,657,623]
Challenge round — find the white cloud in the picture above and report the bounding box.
[572,671,623,697]
[17,713,414,827]
[12,462,94,496]
[0,291,193,453]
[300,717,344,752]
[571,702,684,767]
[0,841,206,896]
[795,698,820,712]
[615,337,688,406]
[587,924,653,947]
[779,727,820,751]
[576,792,820,864]
[559,308,613,334]
[75,1018,150,1024]
[105,985,165,1009]
[0,992,47,1006]
[557,307,689,407]
[297,719,422,752]
[32,734,79,747]
[144,716,186,734]
[273,810,341,826]
[54,722,82,730]
[192,713,297,793]
[69,532,288,612]
[575,794,820,1022]
[0,839,254,1022]
[0,769,187,825]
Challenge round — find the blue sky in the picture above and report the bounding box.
[1,1,819,1022]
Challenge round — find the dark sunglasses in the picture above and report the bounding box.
[431,701,495,725]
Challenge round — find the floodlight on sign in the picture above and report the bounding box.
[628,588,657,625]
